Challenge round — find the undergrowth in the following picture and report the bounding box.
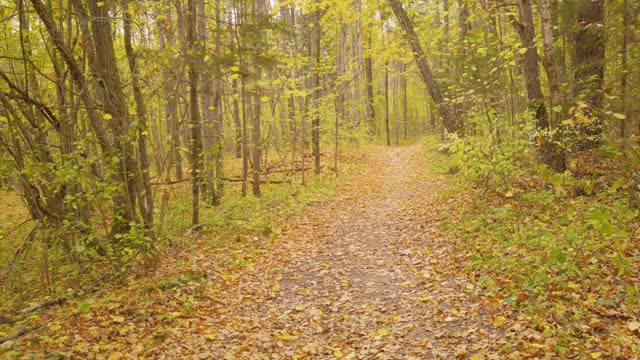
[424,133,640,356]
[0,145,362,314]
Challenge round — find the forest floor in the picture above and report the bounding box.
[170,144,507,359]
[5,142,639,359]
[1,143,514,359]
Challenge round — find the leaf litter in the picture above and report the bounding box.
[4,144,513,358]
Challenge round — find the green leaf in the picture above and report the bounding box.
[102,113,113,120]
[612,113,626,120]
[554,251,567,264]
[77,302,92,314]
[518,47,528,54]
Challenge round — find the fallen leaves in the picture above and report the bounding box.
[492,316,507,328]
[3,145,507,358]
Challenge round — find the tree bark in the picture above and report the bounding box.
[536,0,566,171]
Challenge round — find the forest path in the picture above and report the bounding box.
[169,144,503,359]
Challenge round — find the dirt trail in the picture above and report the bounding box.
[160,144,502,359]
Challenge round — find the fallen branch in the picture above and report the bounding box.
[151,178,191,186]
[0,223,39,283]
[0,244,143,345]
[220,177,288,184]
[17,298,65,315]
[151,164,336,187]
[0,315,17,325]
[186,223,206,235]
[0,325,38,345]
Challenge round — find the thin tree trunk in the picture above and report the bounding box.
[573,0,605,149]
[123,0,154,232]
[232,78,242,159]
[198,0,216,203]
[402,63,408,139]
[364,25,375,134]
[311,5,321,175]
[251,0,264,196]
[537,0,566,171]
[213,0,224,204]
[517,0,565,172]
[187,0,202,225]
[620,0,629,138]
[384,60,391,146]
[389,0,462,134]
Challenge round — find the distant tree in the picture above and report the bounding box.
[573,0,605,149]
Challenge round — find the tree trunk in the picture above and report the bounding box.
[364,25,375,134]
[187,0,202,225]
[536,0,566,171]
[232,78,242,159]
[123,0,155,232]
[389,0,462,134]
[197,0,216,204]
[251,0,264,196]
[620,0,629,138]
[402,63,408,139]
[311,5,322,175]
[573,0,605,149]
[212,0,224,204]
[384,59,391,146]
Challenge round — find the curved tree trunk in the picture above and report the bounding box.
[389,0,462,135]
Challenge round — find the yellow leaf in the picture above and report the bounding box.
[111,315,125,323]
[107,353,121,360]
[204,332,217,340]
[419,295,431,303]
[280,332,293,341]
[376,328,389,336]
[333,349,344,358]
[590,352,602,359]
[492,316,507,327]
[470,355,483,360]
[628,321,640,332]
